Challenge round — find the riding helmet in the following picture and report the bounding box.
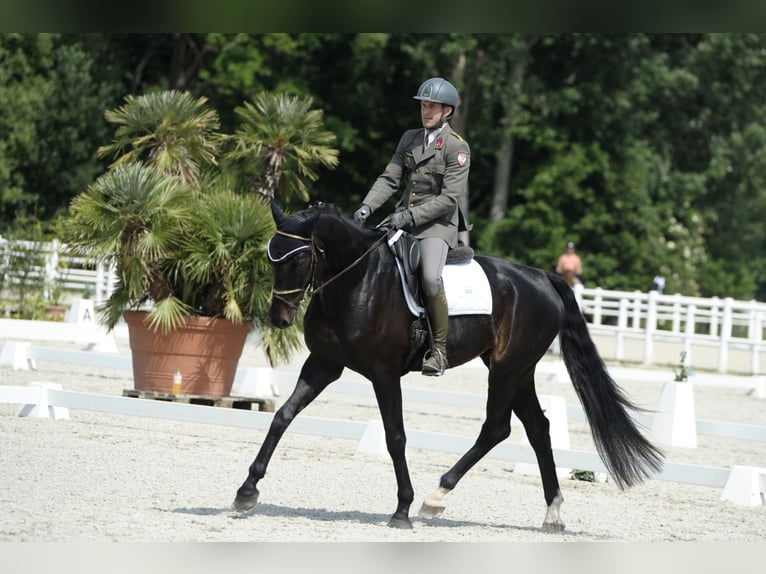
[413,77,460,108]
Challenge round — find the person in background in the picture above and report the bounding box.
[556,241,583,287]
[353,77,471,377]
[650,275,665,294]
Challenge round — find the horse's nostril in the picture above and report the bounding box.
[269,309,293,329]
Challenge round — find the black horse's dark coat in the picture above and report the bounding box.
[234,202,664,530]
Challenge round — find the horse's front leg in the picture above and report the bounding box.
[232,354,343,513]
[371,374,414,529]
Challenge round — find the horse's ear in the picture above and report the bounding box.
[270,199,287,227]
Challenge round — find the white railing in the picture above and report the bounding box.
[0,236,115,304]
[3,237,766,374]
[580,287,766,374]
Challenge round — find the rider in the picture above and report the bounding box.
[353,77,471,376]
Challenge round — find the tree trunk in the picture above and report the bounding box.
[170,34,210,91]
[489,57,526,223]
[490,134,513,222]
[451,53,472,246]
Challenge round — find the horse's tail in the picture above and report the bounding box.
[548,273,664,489]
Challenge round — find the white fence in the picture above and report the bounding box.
[3,237,766,374]
[581,287,766,374]
[0,236,115,304]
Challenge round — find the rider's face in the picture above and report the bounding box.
[420,101,452,130]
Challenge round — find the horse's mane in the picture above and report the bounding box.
[297,202,385,242]
[300,201,343,219]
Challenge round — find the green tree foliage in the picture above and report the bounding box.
[0,34,118,228]
[5,33,766,301]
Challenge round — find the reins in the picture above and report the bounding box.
[310,233,388,296]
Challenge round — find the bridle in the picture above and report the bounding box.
[267,227,388,311]
[267,230,315,311]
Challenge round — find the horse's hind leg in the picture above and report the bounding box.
[232,353,343,513]
[419,366,517,520]
[513,387,565,532]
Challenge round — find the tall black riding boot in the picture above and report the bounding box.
[422,284,449,376]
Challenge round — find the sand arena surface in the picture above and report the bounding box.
[1,338,765,543]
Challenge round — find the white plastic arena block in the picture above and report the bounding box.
[16,381,70,420]
[233,367,279,398]
[554,359,571,384]
[513,395,571,478]
[720,465,766,507]
[86,330,119,354]
[356,420,388,456]
[651,381,698,448]
[0,341,36,370]
[747,378,766,400]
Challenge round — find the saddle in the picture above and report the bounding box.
[387,230,474,373]
[388,230,474,313]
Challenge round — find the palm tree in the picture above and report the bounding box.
[66,162,195,331]
[230,92,339,201]
[66,89,338,366]
[97,90,222,187]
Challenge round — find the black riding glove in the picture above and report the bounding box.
[354,204,371,225]
[388,210,414,231]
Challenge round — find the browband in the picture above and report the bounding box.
[267,235,312,263]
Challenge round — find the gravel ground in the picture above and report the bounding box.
[1,337,765,546]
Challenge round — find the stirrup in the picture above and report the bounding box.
[422,348,447,377]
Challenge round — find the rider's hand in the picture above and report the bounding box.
[354,204,371,225]
[388,210,414,231]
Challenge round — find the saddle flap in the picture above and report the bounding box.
[388,231,423,313]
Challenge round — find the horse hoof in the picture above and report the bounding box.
[231,491,259,513]
[387,516,413,529]
[541,521,565,533]
[418,502,445,519]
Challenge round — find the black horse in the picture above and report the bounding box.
[233,202,663,531]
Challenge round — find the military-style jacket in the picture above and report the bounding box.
[362,122,471,249]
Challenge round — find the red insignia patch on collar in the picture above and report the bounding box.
[434,136,444,149]
[457,151,468,166]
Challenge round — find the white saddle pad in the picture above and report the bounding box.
[442,259,492,316]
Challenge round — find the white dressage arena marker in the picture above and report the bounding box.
[720,465,766,507]
[233,367,280,398]
[0,341,36,370]
[66,298,95,324]
[356,419,389,456]
[651,381,698,448]
[16,382,70,420]
[747,378,766,400]
[513,395,571,478]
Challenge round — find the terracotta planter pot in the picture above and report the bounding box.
[125,311,253,397]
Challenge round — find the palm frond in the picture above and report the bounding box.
[99,90,222,186]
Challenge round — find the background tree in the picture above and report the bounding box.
[0,33,118,227]
[4,33,766,302]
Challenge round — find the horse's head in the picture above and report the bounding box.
[267,200,388,327]
[267,201,319,328]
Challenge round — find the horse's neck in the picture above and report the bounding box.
[314,234,387,290]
